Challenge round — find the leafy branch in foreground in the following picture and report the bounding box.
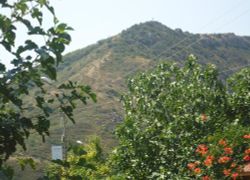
[0,0,95,174]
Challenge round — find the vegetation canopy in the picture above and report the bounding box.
[111,55,250,179]
[0,0,95,177]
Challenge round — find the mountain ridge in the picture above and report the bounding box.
[61,21,250,77]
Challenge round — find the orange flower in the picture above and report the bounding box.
[223,169,231,176]
[204,155,214,167]
[194,168,202,174]
[244,148,250,154]
[243,134,250,139]
[202,176,211,180]
[224,147,233,155]
[201,113,207,121]
[231,172,239,180]
[243,155,250,161]
[218,139,227,147]
[196,144,208,155]
[187,163,196,170]
[218,156,231,164]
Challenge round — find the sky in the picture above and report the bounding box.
[1,0,250,68]
[50,0,250,53]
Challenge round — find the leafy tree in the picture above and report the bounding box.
[0,0,96,175]
[111,55,250,179]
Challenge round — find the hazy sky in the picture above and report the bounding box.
[50,0,250,53]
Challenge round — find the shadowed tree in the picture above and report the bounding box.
[0,0,96,177]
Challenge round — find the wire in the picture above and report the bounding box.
[150,0,247,60]
[157,8,250,61]
[219,63,250,74]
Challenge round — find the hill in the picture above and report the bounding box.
[23,21,250,163]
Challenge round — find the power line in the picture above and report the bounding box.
[158,8,250,61]
[102,7,250,85]
[219,63,250,74]
[128,0,247,63]
[153,0,248,61]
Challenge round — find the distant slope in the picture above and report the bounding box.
[25,21,250,160]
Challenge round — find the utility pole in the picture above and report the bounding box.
[42,76,67,160]
[61,113,67,160]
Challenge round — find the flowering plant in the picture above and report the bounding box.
[188,126,250,179]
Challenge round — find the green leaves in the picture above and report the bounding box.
[71,146,87,156]
[113,55,250,179]
[44,65,57,80]
[16,40,38,55]
[15,0,29,15]
[51,159,70,168]
[0,165,14,180]
[0,63,6,72]
[44,138,110,179]
[28,26,46,35]
[0,0,95,172]
[56,23,73,33]
[0,14,16,51]
[31,8,43,25]
[17,158,36,171]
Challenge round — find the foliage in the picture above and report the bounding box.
[43,137,122,180]
[186,67,250,179]
[17,157,36,171]
[111,55,250,179]
[187,126,250,179]
[0,165,14,180]
[0,0,95,177]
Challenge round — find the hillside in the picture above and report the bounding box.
[23,21,250,163]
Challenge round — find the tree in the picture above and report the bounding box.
[111,55,250,179]
[0,0,96,175]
